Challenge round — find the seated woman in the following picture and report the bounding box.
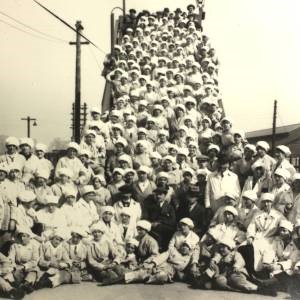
[36,195,67,240]
[251,220,300,296]
[87,223,119,282]
[36,228,70,289]
[8,227,39,295]
[64,227,91,283]
[207,238,258,293]
[92,175,112,215]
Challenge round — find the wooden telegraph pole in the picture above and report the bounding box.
[21,116,37,138]
[69,21,89,143]
[271,100,277,156]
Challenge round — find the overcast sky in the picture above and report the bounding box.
[1,0,300,145]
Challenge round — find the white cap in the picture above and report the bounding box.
[136,220,151,232]
[67,142,80,152]
[84,129,97,137]
[292,173,300,182]
[114,137,128,147]
[19,137,34,148]
[58,168,73,178]
[242,190,258,202]
[113,168,125,176]
[137,127,148,135]
[162,155,176,164]
[218,237,235,250]
[276,145,291,157]
[178,148,189,157]
[102,206,115,215]
[157,171,169,180]
[137,165,151,174]
[126,238,139,247]
[45,195,59,205]
[150,151,162,160]
[35,143,47,152]
[274,168,290,181]
[71,227,88,238]
[279,220,293,232]
[207,144,220,153]
[18,190,36,203]
[79,149,91,158]
[179,217,194,228]
[251,160,265,171]
[182,167,195,176]
[260,193,274,202]
[90,107,101,114]
[256,141,270,152]
[51,228,69,240]
[158,129,169,137]
[5,136,19,147]
[244,144,257,154]
[224,205,238,217]
[90,223,107,233]
[118,154,132,164]
[81,185,95,196]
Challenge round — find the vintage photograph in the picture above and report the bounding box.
[1,0,300,299]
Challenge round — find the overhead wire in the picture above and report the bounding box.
[0,18,66,44]
[87,44,102,69]
[0,10,68,43]
[33,0,107,55]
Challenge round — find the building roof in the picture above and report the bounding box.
[246,123,300,139]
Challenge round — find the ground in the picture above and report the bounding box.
[0,282,291,300]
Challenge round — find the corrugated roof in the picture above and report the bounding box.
[246,123,300,139]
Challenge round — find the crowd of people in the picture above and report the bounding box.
[1,3,300,299]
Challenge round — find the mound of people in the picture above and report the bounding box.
[1,3,300,300]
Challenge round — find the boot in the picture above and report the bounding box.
[98,275,124,286]
[257,285,278,297]
[21,281,34,294]
[8,288,25,300]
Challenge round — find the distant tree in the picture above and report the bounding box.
[48,137,69,151]
[0,135,8,154]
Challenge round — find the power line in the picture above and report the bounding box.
[0,18,66,44]
[88,44,102,69]
[33,0,106,55]
[0,10,68,43]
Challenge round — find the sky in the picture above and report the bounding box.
[1,0,300,145]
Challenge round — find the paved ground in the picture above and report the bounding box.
[0,282,291,300]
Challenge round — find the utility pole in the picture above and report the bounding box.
[69,21,89,143]
[123,0,126,17]
[21,116,37,138]
[271,100,277,156]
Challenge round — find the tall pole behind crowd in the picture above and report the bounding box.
[69,21,89,143]
[271,100,278,156]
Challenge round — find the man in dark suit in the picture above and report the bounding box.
[143,187,176,250]
[177,185,208,238]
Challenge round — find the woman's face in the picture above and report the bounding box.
[6,144,17,154]
[51,236,63,248]
[274,174,285,186]
[47,204,57,213]
[20,144,31,156]
[93,178,102,189]
[278,227,290,240]
[92,230,104,242]
[179,223,190,235]
[224,211,234,223]
[261,200,272,213]
[71,233,82,245]
[138,171,148,182]
[36,150,44,159]
[274,150,285,161]
[67,148,77,158]
[19,233,31,246]
[102,211,113,223]
[66,195,76,205]
[234,134,242,144]
[137,227,147,238]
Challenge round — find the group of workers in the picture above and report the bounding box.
[1,3,300,299]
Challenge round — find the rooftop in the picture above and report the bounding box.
[246,123,300,139]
